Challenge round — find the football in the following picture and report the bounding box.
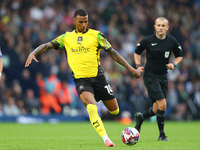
[121,127,140,145]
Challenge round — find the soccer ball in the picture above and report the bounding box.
[121,127,140,145]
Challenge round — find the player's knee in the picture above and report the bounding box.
[109,108,119,115]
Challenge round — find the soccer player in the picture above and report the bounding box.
[134,17,183,141]
[0,47,3,81]
[25,9,141,147]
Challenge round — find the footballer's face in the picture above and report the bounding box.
[74,15,88,33]
[154,19,169,38]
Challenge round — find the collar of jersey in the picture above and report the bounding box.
[75,28,89,34]
[155,34,166,40]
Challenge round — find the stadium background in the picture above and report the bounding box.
[0,0,200,123]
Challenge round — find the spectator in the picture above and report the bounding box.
[40,92,62,115]
[175,82,188,120]
[16,99,27,115]
[3,96,20,116]
[44,65,61,94]
[0,47,3,81]
[24,89,40,115]
[167,80,178,119]
[56,81,72,107]
[0,101,3,116]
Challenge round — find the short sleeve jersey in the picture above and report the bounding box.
[135,34,182,75]
[51,29,112,79]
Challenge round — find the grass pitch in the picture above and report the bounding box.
[0,121,199,150]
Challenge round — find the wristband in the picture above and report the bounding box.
[173,62,177,67]
[136,64,141,69]
[0,72,1,77]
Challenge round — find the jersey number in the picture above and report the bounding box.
[104,85,113,95]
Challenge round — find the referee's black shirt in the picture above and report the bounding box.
[135,34,182,75]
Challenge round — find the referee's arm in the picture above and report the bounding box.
[134,52,144,72]
[134,53,141,66]
[173,56,182,66]
[166,56,182,70]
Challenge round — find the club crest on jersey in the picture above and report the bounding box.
[77,36,83,45]
[164,51,170,58]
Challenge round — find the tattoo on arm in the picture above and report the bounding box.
[107,48,132,70]
[33,42,55,55]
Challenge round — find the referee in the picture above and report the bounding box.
[134,17,183,141]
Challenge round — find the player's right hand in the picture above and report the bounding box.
[25,53,39,67]
[134,66,144,78]
[134,69,141,78]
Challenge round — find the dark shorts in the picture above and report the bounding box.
[143,73,168,102]
[74,74,115,102]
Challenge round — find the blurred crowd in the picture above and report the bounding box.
[0,0,200,121]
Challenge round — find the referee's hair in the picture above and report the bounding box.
[74,9,88,18]
[155,17,169,25]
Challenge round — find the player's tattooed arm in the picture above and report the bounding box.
[107,48,133,70]
[25,42,57,67]
[31,42,56,56]
[107,48,141,78]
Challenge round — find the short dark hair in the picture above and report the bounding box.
[74,9,88,18]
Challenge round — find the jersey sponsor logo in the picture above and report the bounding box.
[151,43,157,46]
[77,36,83,45]
[178,45,182,51]
[71,47,90,53]
[164,51,170,58]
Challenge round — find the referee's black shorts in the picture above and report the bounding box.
[143,73,168,102]
[74,74,115,102]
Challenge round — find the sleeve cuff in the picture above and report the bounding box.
[106,47,112,51]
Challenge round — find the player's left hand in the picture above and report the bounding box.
[166,63,175,70]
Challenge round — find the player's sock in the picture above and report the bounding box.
[135,107,156,133]
[102,135,115,147]
[142,107,156,120]
[86,104,107,138]
[141,107,156,120]
[109,107,119,115]
[102,135,109,142]
[157,109,165,137]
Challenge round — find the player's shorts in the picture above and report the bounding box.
[143,73,168,102]
[74,74,115,102]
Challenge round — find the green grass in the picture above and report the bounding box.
[0,121,199,150]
